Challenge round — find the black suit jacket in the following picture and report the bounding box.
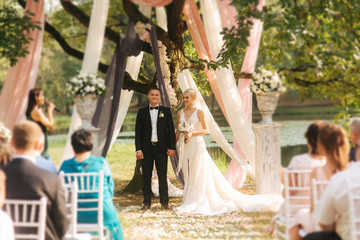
[1,158,69,240]
[135,105,176,154]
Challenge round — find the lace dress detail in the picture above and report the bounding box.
[176,109,283,215]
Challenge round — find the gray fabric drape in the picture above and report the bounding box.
[149,20,185,187]
[92,21,143,157]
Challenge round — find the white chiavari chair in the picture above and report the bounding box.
[60,170,108,240]
[349,191,360,240]
[274,169,312,240]
[4,197,47,240]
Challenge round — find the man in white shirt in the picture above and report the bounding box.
[303,161,360,240]
[135,87,176,210]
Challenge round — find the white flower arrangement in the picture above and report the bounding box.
[166,84,178,107]
[250,66,286,94]
[134,21,152,42]
[66,71,107,97]
[178,121,194,134]
[0,122,11,141]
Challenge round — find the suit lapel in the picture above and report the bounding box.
[144,107,152,130]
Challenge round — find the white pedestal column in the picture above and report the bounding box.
[253,123,282,195]
[87,128,100,156]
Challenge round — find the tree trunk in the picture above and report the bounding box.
[121,159,143,193]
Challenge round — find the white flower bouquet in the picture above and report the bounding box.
[0,122,11,141]
[250,66,286,94]
[178,121,194,134]
[66,71,107,97]
[178,121,194,144]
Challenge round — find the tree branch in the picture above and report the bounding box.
[278,63,316,73]
[60,0,120,43]
[166,0,187,52]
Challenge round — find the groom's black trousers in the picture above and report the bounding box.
[142,145,169,205]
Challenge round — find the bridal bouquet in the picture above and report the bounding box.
[178,121,194,134]
[250,66,286,94]
[66,71,107,97]
[178,121,194,144]
[0,122,11,141]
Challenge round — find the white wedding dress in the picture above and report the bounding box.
[176,109,283,215]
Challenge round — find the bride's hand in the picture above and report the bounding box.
[185,132,192,142]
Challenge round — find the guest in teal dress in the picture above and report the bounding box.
[59,129,123,240]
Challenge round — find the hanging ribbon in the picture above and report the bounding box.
[148,19,185,186]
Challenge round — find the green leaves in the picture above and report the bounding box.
[219,0,360,116]
[0,7,41,66]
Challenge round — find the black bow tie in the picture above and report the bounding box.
[150,106,159,110]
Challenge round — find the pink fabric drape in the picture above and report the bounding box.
[131,0,172,7]
[0,0,44,130]
[220,0,265,188]
[183,0,228,119]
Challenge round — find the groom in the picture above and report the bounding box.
[135,87,176,210]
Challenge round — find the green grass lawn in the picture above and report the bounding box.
[49,135,275,239]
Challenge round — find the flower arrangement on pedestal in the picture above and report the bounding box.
[250,66,286,94]
[0,122,11,141]
[67,71,107,130]
[134,22,178,107]
[66,71,107,97]
[250,66,286,125]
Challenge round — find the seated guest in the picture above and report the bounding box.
[287,121,327,170]
[349,117,360,162]
[289,123,349,240]
[35,133,57,173]
[1,121,69,239]
[267,121,326,236]
[0,136,12,166]
[59,129,123,240]
[0,170,14,240]
[303,153,360,240]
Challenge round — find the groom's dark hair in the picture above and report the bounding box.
[147,87,161,94]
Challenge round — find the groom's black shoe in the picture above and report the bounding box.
[161,204,169,210]
[140,204,151,211]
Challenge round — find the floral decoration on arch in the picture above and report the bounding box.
[66,71,107,97]
[250,66,286,94]
[134,21,177,107]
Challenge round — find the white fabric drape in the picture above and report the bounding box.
[178,70,254,177]
[199,0,256,175]
[61,0,110,161]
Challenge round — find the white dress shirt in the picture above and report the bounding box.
[317,161,360,240]
[149,105,159,142]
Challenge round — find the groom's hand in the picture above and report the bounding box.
[167,149,175,157]
[136,151,144,160]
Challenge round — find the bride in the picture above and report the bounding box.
[175,88,283,215]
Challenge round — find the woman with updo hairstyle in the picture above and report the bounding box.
[25,88,55,159]
[288,123,349,240]
[287,121,327,170]
[267,121,327,236]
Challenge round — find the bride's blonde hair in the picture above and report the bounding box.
[183,88,196,99]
